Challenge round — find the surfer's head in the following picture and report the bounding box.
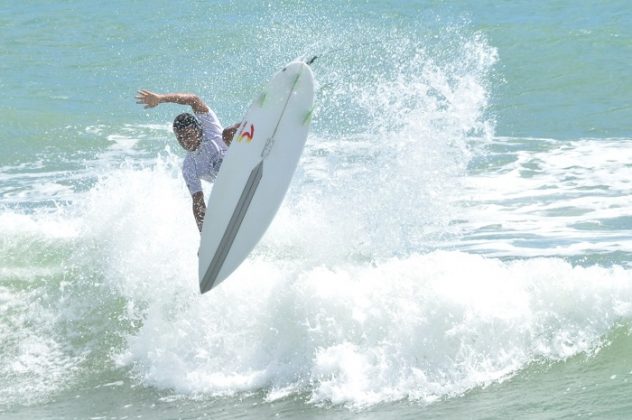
[173,113,202,151]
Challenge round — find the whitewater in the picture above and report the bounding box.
[2,1,631,418]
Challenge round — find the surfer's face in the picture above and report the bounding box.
[175,126,202,151]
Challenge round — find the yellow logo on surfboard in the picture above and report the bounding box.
[237,123,255,143]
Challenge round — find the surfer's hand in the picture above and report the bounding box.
[222,123,240,146]
[136,89,161,109]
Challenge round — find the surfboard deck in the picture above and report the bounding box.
[198,60,314,294]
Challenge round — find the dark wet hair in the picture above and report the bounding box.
[173,113,201,132]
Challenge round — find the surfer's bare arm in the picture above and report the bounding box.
[222,123,240,146]
[135,90,210,114]
[192,191,206,232]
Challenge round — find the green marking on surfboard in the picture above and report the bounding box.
[257,92,267,106]
[303,108,313,126]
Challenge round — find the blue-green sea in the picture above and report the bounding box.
[2,1,632,418]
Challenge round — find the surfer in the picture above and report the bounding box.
[135,90,239,231]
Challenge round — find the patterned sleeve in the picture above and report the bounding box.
[196,110,224,146]
[182,155,202,195]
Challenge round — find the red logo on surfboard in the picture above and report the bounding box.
[237,123,255,143]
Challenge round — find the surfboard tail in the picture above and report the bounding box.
[200,160,264,294]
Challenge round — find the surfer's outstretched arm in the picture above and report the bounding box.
[192,191,206,232]
[136,90,210,114]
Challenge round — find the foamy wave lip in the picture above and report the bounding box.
[261,36,498,262]
[104,123,172,151]
[457,137,632,258]
[0,155,192,406]
[0,212,79,238]
[0,287,83,407]
[106,134,140,150]
[0,208,87,407]
[114,251,632,408]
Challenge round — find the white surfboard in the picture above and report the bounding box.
[198,60,315,294]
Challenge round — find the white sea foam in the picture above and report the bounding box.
[453,137,632,259]
[3,136,632,410]
[4,159,632,409]
[59,150,629,408]
[0,285,84,407]
[112,249,632,408]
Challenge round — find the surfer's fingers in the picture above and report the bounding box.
[135,94,152,104]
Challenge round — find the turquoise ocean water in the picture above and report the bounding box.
[2,1,632,418]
